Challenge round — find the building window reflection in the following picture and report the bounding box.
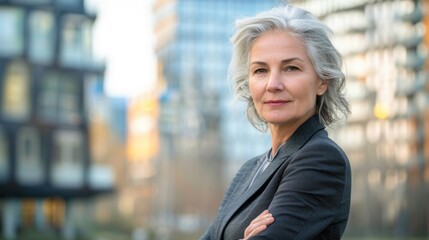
[0,7,24,57]
[29,10,55,64]
[16,127,43,185]
[38,71,80,124]
[60,14,93,68]
[1,61,31,121]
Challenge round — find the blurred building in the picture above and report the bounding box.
[294,0,429,238]
[114,93,160,233]
[153,0,276,238]
[0,0,114,239]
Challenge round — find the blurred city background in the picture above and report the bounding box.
[0,0,428,239]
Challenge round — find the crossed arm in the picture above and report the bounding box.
[201,141,349,240]
[244,144,348,239]
[242,210,275,239]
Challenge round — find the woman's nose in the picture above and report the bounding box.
[266,72,284,92]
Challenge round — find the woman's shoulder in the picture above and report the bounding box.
[296,129,349,165]
[306,129,345,152]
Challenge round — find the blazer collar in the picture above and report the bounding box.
[275,114,325,158]
[218,115,325,237]
[250,114,325,188]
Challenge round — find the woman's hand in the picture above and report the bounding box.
[242,210,275,239]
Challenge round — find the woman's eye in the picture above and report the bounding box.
[254,68,267,74]
[285,66,299,71]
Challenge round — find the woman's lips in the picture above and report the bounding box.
[264,100,290,106]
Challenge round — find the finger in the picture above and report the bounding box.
[246,224,267,239]
[245,214,274,234]
[250,210,272,225]
[244,210,273,237]
[244,220,263,237]
[250,210,268,223]
[244,216,274,237]
[264,216,275,225]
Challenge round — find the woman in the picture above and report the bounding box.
[201,4,351,240]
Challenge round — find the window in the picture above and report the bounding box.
[16,127,43,185]
[1,61,31,121]
[53,130,83,164]
[60,14,93,68]
[59,79,80,123]
[38,71,80,124]
[0,7,24,57]
[51,130,84,188]
[29,10,55,64]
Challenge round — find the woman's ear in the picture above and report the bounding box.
[317,79,328,96]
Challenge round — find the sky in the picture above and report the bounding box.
[93,0,157,98]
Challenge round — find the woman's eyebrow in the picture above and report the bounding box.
[250,57,304,66]
[250,61,268,66]
[281,57,304,64]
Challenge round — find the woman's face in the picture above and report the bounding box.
[249,31,327,129]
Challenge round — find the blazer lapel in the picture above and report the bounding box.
[214,154,264,239]
[237,155,265,196]
[250,115,325,194]
[217,115,325,237]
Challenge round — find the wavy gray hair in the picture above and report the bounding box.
[229,5,350,132]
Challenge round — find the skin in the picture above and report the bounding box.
[243,30,328,238]
[243,210,275,239]
[249,30,327,155]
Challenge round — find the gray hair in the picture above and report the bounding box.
[229,5,350,132]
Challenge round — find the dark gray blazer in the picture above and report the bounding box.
[201,115,351,240]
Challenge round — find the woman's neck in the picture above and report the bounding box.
[269,127,293,157]
[268,115,314,155]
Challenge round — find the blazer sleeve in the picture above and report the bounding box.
[251,140,349,240]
